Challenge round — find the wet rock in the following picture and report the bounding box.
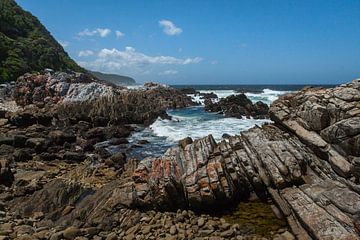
[200,92,218,99]
[178,137,193,148]
[204,94,269,119]
[179,88,198,95]
[137,139,149,145]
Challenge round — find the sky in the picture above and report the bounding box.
[16,0,360,84]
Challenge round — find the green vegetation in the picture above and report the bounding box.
[0,0,85,82]
[90,71,136,86]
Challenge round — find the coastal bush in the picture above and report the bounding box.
[0,0,85,82]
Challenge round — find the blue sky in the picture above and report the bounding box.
[17,0,360,84]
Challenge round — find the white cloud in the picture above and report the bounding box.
[159,70,178,75]
[159,20,182,36]
[115,30,125,38]
[78,50,94,57]
[78,28,111,38]
[210,60,218,65]
[78,47,202,74]
[59,40,69,48]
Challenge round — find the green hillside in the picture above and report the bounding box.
[90,71,136,86]
[0,0,85,82]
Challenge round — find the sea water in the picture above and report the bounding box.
[127,85,309,159]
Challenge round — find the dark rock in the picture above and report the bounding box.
[178,137,193,148]
[106,152,126,169]
[179,88,198,95]
[204,94,269,119]
[109,138,128,145]
[13,149,33,162]
[200,92,218,99]
[0,136,14,146]
[137,140,149,145]
[222,133,231,139]
[235,88,263,94]
[25,138,48,153]
[49,130,76,145]
[63,152,86,162]
[13,135,28,148]
[0,159,14,187]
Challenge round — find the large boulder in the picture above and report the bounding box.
[205,94,269,119]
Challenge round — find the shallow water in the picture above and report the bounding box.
[221,199,288,236]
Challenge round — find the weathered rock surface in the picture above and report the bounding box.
[12,71,193,126]
[2,77,360,239]
[41,79,358,239]
[205,93,269,119]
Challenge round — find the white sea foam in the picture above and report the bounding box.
[150,114,270,142]
[128,88,289,158]
[189,88,288,105]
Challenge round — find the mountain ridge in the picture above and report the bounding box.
[89,70,136,86]
[0,0,86,82]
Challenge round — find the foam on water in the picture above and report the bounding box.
[128,88,288,158]
[150,107,270,142]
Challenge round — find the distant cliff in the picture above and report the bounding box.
[90,71,136,86]
[0,0,85,82]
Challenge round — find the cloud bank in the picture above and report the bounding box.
[78,47,202,75]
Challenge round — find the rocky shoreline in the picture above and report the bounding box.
[0,72,360,239]
[204,94,269,119]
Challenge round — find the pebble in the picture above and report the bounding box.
[197,217,205,227]
[169,225,177,235]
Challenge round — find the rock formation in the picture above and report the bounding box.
[12,71,193,126]
[205,93,269,119]
[1,74,360,239]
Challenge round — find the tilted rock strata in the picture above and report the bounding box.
[270,79,360,178]
[53,80,360,239]
[3,78,360,239]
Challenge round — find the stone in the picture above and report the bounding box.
[25,138,48,153]
[141,226,151,234]
[62,152,86,162]
[13,149,32,162]
[105,232,118,240]
[63,226,81,240]
[49,130,76,145]
[280,231,295,240]
[197,217,205,228]
[0,159,13,187]
[178,137,193,148]
[169,225,177,235]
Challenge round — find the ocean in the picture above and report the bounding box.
[127,84,335,159]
